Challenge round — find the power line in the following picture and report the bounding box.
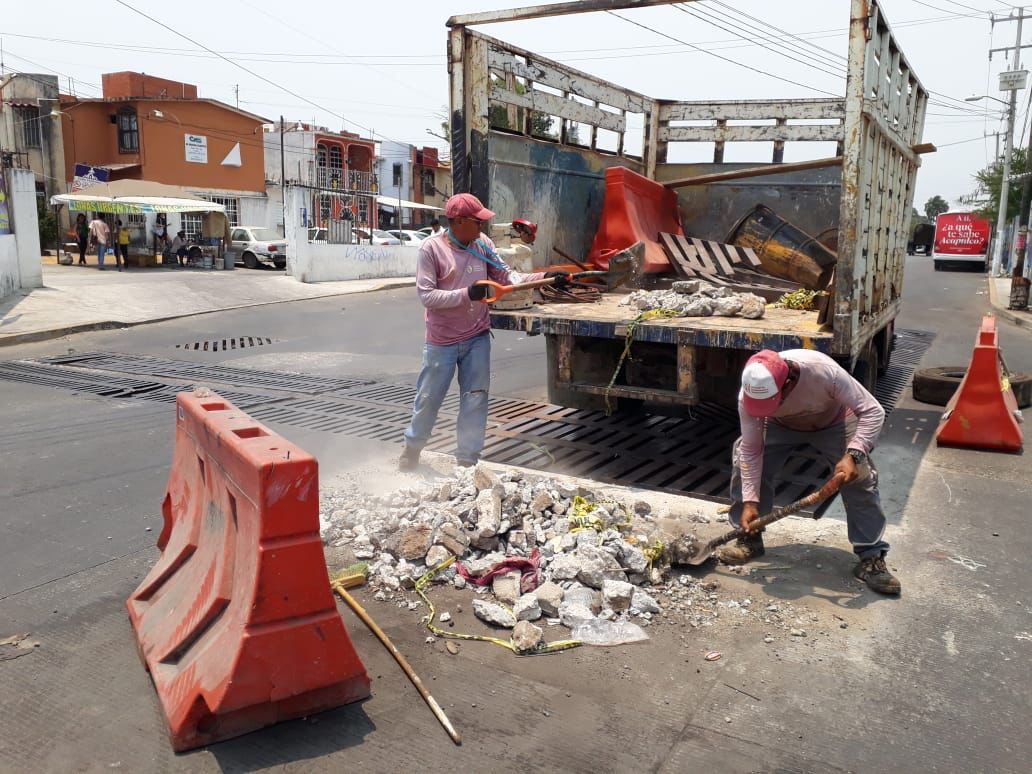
[111,0,406,148]
[605,9,841,97]
[674,4,846,83]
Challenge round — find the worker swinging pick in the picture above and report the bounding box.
[725,349,901,595]
[399,193,568,471]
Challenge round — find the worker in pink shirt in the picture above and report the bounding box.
[723,349,900,595]
[399,193,567,471]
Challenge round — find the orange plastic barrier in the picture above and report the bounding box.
[127,391,370,751]
[587,166,682,274]
[935,315,1023,452]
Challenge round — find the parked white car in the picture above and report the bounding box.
[227,226,288,269]
[353,228,402,246]
[387,229,427,244]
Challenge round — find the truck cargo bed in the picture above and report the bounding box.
[491,295,832,353]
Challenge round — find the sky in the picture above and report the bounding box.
[1,0,1025,209]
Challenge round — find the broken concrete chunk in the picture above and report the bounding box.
[739,293,766,319]
[549,552,582,581]
[530,490,554,515]
[397,525,432,561]
[492,571,522,605]
[534,581,564,617]
[672,279,703,294]
[558,600,595,628]
[434,522,469,556]
[711,295,744,317]
[511,620,544,653]
[463,551,505,577]
[602,579,635,611]
[616,542,649,575]
[576,545,625,589]
[508,529,527,551]
[473,598,516,629]
[475,488,502,537]
[425,544,452,569]
[563,584,602,614]
[513,593,542,622]
[473,463,501,492]
[631,589,661,615]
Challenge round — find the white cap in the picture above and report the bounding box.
[741,361,779,399]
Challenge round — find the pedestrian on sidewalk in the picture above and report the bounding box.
[399,193,568,470]
[169,231,189,267]
[430,218,443,236]
[115,219,130,271]
[723,349,901,595]
[88,214,110,270]
[152,213,169,256]
[74,213,89,265]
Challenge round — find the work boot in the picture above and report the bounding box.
[718,532,765,565]
[853,555,901,595]
[455,458,476,468]
[398,445,420,472]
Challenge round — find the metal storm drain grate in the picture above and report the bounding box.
[176,337,274,352]
[1,332,933,507]
[875,328,936,412]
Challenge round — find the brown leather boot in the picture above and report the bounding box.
[853,555,901,595]
[718,533,765,565]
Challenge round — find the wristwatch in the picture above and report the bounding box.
[847,449,868,465]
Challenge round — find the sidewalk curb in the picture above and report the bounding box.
[0,279,415,349]
[986,276,1032,331]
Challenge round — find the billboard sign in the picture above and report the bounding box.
[71,163,110,192]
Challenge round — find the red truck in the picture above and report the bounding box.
[932,212,991,271]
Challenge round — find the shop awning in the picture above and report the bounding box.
[375,196,442,212]
[51,179,226,214]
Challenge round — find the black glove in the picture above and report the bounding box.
[545,271,571,289]
[468,282,490,301]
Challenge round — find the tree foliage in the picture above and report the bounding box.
[488,77,579,144]
[923,195,949,219]
[36,197,57,250]
[972,146,1029,226]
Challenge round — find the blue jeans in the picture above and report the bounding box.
[404,331,490,463]
[96,242,106,267]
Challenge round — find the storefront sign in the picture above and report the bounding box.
[71,164,110,192]
[185,133,208,163]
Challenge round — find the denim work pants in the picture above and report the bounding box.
[96,242,106,267]
[728,421,889,559]
[404,331,490,463]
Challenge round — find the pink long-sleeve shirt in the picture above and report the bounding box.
[416,231,544,345]
[738,349,885,502]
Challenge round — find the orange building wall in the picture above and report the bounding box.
[102,72,198,99]
[61,99,265,192]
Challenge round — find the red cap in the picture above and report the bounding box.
[444,192,495,221]
[740,350,790,417]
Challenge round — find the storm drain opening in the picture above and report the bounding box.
[176,337,274,352]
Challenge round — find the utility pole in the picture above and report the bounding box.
[280,115,286,238]
[990,8,1032,276]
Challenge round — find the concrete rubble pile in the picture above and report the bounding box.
[621,279,766,319]
[320,464,831,647]
[320,464,712,637]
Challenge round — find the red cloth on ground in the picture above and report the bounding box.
[456,548,540,593]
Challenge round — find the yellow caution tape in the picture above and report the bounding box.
[414,556,582,656]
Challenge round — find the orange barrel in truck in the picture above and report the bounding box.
[932,212,991,271]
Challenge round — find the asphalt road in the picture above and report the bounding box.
[1,255,1030,772]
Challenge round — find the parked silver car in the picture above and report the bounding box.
[227,226,288,269]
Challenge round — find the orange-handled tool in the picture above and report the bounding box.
[474,277,562,303]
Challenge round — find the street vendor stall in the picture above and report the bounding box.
[51,180,228,268]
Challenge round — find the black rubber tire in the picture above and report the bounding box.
[188,246,202,261]
[933,259,945,271]
[243,251,258,269]
[852,344,879,392]
[912,366,1032,409]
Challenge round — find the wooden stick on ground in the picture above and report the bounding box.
[333,583,462,745]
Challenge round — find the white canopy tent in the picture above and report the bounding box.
[50,179,226,214]
[375,196,442,212]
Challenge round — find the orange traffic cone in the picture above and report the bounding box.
[935,315,1023,452]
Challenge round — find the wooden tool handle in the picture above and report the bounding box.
[706,472,847,551]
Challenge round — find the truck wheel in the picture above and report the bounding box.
[852,343,879,392]
[243,251,258,269]
[913,366,1032,408]
[933,259,945,271]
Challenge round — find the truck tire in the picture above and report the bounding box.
[912,366,1032,408]
[851,343,879,392]
[933,259,945,271]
